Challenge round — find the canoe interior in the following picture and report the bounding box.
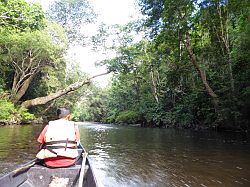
[0,149,97,187]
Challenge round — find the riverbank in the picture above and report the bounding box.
[81,120,249,133]
[0,117,44,126]
[1,117,248,133]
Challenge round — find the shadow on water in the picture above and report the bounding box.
[0,123,250,187]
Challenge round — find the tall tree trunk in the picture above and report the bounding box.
[217,3,235,93]
[178,28,183,61]
[150,70,159,103]
[143,44,159,104]
[21,71,110,108]
[185,32,219,111]
[11,56,42,103]
[12,74,35,104]
[227,47,234,93]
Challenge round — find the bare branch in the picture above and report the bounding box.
[12,61,23,72]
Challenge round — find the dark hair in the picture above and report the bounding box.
[57,108,70,119]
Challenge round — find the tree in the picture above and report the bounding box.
[72,85,109,122]
[21,71,110,108]
[47,0,96,44]
[0,0,112,124]
[0,22,67,103]
[0,0,45,31]
[99,0,249,129]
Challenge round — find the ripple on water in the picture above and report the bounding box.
[1,124,250,187]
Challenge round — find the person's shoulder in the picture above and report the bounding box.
[48,119,59,124]
[68,120,76,125]
[60,119,75,125]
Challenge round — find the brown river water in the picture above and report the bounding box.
[0,123,250,187]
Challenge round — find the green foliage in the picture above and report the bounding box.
[0,23,67,103]
[115,110,140,124]
[47,0,96,44]
[0,99,16,121]
[0,0,45,31]
[0,29,64,65]
[0,0,248,131]
[0,0,93,123]
[104,114,117,124]
[70,85,108,122]
[96,0,250,130]
[18,107,34,122]
[0,99,34,123]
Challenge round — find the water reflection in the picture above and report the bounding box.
[79,124,250,187]
[0,124,250,187]
[0,125,43,176]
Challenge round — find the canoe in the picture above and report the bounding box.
[0,145,97,187]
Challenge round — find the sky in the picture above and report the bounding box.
[31,0,142,88]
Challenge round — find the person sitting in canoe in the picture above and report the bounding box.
[36,108,80,168]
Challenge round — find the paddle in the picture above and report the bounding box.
[78,152,88,187]
[13,159,40,176]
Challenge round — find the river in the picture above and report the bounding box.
[0,123,250,186]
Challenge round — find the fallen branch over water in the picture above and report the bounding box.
[21,71,111,108]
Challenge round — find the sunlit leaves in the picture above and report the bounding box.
[100,0,250,128]
[0,0,45,31]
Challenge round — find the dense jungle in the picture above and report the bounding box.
[0,0,249,131]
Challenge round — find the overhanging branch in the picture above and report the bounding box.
[21,71,111,108]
